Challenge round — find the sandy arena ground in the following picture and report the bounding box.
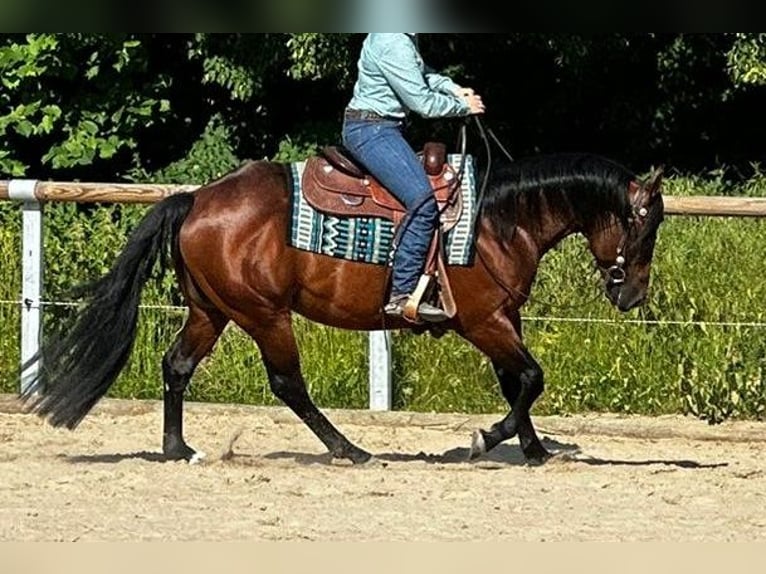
[1,394,765,541]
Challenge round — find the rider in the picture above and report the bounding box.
[342,33,485,323]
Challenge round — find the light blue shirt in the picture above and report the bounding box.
[347,33,471,119]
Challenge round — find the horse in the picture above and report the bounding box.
[19,146,665,466]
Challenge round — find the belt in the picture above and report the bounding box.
[344,108,399,122]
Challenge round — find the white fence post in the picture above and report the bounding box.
[9,180,43,395]
[368,330,392,410]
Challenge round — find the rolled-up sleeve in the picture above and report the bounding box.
[377,40,470,118]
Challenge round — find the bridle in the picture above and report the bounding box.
[605,180,653,287]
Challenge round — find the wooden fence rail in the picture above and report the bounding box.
[0,181,198,204]
[3,180,766,216]
[662,195,766,217]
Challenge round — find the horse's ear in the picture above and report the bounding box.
[645,165,664,196]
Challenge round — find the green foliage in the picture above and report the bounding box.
[0,202,21,377]
[40,202,151,300]
[271,121,338,163]
[187,33,286,102]
[727,33,766,87]
[126,116,242,185]
[391,331,502,413]
[272,136,320,163]
[0,34,60,175]
[286,33,356,87]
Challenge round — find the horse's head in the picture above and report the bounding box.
[588,166,665,312]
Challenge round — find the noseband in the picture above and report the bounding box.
[606,181,652,286]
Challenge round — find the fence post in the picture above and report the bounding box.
[9,180,43,395]
[368,330,392,410]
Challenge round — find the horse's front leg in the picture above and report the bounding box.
[460,311,550,464]
[467,356,549,464]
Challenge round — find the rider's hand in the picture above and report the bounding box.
[464,92,485,115]
[454,87,475,97]
[453,86,485,115]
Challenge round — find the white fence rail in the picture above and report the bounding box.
[2,179,766,406]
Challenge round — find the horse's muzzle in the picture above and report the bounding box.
[607,283,647,312]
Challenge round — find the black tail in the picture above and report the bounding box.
[20,193,196,429]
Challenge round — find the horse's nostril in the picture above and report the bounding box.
[617,290,647,312]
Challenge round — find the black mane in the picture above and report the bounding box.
[479,153,636,242]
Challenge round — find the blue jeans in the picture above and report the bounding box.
[342,117,438,297]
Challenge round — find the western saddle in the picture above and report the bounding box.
[300,142,463,323]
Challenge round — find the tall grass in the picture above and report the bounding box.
[0,174,764,423]
[0,202,21,387]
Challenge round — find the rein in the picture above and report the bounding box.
[472,115,513,211]
[466,116,535,303]
[448,115,515,221]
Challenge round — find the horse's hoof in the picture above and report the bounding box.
[330,446,374,466]
[524,449,553,466]
[188,451,206,465]
[350,449,374,465]
[468,429,487,461]
[163,440,202,463]
[524,455,548,467]
[523,442,552,466]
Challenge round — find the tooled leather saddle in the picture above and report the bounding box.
[300,141,463,321]
[302,142,463,230]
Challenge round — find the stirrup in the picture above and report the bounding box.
[413,301,449,323]
[383,294,449,324]
[403,274,433,322]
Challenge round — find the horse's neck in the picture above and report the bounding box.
[519,203,580,259]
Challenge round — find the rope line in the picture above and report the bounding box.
[0,300,186,312]
[0,299,764,328]
[522,316,766,329]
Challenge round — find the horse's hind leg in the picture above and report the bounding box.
[162,304,228,461]
[246,311,372,464]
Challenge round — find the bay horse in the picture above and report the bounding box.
[20,149,665,465]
